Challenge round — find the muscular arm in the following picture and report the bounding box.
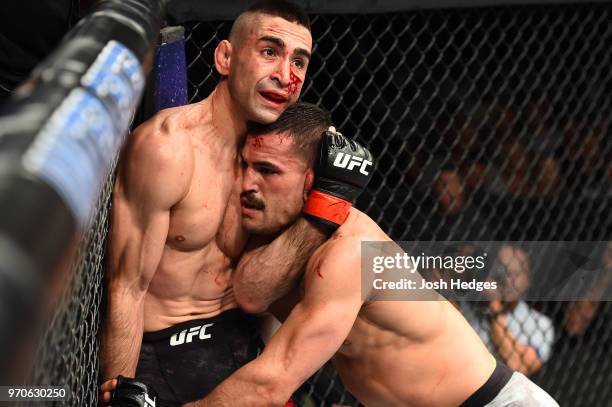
[100,118,191,379]
[187,237,363,407]
[233,219,328,313]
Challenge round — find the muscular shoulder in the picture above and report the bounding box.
[314,208,388,264]
[118,108,195,207]
[128,108,194,164]
[300,234,365,308]
[306,235,362,289]
[336,208,389,240]
[305,210,390,291]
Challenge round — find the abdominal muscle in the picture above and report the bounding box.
[143,242,240,332]
[142,140,246,332]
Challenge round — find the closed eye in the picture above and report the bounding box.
[239,154,248,169]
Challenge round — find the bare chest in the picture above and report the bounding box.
[166,146,246,258]
[147,145,246,304]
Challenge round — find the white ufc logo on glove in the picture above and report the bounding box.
[169,323,214,346]
[333,153,372,175]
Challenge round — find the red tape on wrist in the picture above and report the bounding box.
[283,401,296,407]
[304,190,352,226]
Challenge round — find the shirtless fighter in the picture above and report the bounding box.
[191,103,559,407]
[100,1,324,405]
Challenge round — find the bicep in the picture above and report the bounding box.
[260,242,363,386]
[107,127,190,291]
[260,298,359,390]
[107,179,173,293]
[233,219,325,312]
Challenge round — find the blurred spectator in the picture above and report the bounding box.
[564,242,612,336]
[444,106,512,191]
[535,157,561,195]
[564,120,607,175]
[496,139,561,197]
[464,161,488,190]
[452,98,563,199]
[461,244,555,376]
[447,112,483,163]
[564,301,601,337]
[433,168,465,215]
[499,141,530,196]
[562,118,611,198]
[407,160,492,240]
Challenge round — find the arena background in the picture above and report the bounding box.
[17,0,612,406]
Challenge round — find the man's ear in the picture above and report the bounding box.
[214,40,232,76]
[303,168,315,202]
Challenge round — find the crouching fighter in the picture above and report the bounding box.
[188,102,559,407]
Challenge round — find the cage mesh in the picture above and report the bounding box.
[184,4,611,406]
[26,160,117,406]
[26,3,612,406]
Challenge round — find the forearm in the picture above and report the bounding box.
[193,240,363,407]
[186,305,348,407]
[490,316,542,375]
[100,292,146,379]
[185,360,291,407]
[234,218,328,313]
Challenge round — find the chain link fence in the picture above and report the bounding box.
[185,3,611,406]
[27,165,116,406]
[27,2,611,406]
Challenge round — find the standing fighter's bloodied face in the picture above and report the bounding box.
[240,132,313,235]
[218,15,312,124]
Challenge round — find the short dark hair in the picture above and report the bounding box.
[245,0,310,31]
[249,102,332,166]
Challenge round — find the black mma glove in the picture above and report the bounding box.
[110,376,158,407]
[304,130,374,229]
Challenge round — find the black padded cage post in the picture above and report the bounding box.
[0,0,166,391]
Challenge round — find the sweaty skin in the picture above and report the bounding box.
[100,12,313,384]
[139,104,244,332]
[330,214,495,407]
[101,95,246,379]
[194,209,496,407]
[228,15,312,123]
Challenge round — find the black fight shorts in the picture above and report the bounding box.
[135,308,263,406]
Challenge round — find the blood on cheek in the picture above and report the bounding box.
[288,68,302,95]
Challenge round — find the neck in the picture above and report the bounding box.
[198,80,248,148]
